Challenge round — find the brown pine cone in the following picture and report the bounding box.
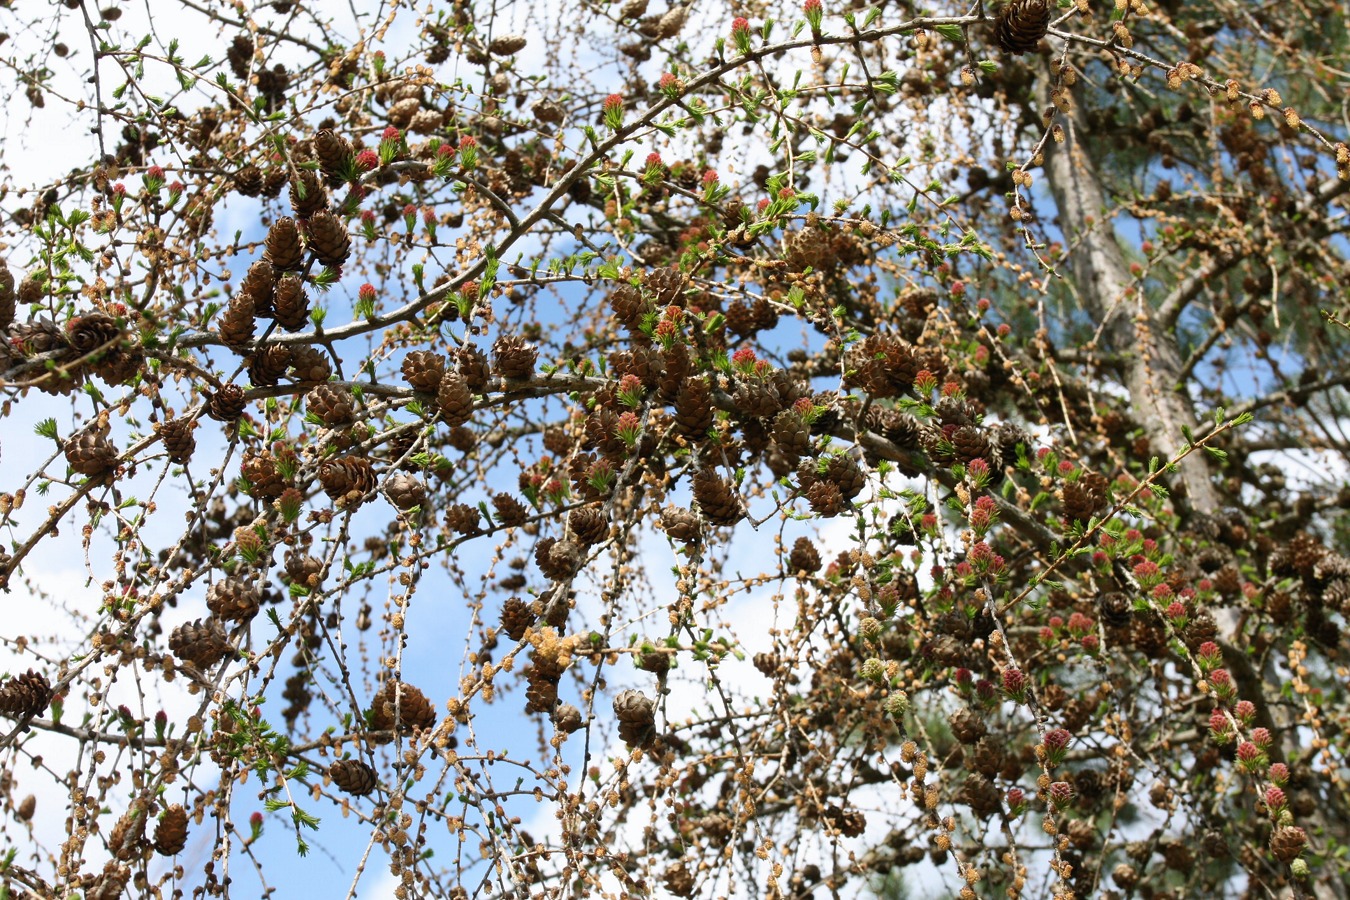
[673,378,714,438]
[289,169,328,219]
[643,266,685,304]
[445,502,483,535]
[262,168,288,198]
[234,164,263,196]
[329,758,377,796]
[369,680,436,737]
[169,618,231,669]
[553,703,583,733]
[241,259,276,317]
[272,275,310,331]
[153,805,189,856]
[806,479,845,517]
[68,312,122,357]
[825,453,866,500]
[157,417,196,464]
[535,537,582,581]
[306,209,351,268]
[240,450,287,500]
[1098,592,1132,628]
[247,345,292,388]
[1270,826,1307,863]
[206,384,247,422]
[0,669,51,719]
[500,596,536,640]
[772,407,812,455]
[1063,471,1108,524]
[525,657,564,713]
[318,456,376,507]
[283,551,324,590]
[217,294,256,351]
[401,350,446,392]
[609,283,650,328]
[664,864,696,898]
[951,425,991,467]
[264,216,306,272]
[0,260,14,331]
[88,862,130,900]
[658,344,692,402]
[65,426,117,477]
[569,507,609,545]
[692,470,743,526]
[288,345,332,384]
[659,505,701,543]
[493,335,537,379]
[457,344,492,392]
[950,708,988,744]
[435,370,474,426]
[994,0,1050,54]
[108,803,148,861]
[492,491,530,527]
[384,473,426,511]
[206,576,260,623]
[313,129,354,186]
[306,383,355,427]
[788,536,821,575]
[732,378,783,419]
[614,689,656,748]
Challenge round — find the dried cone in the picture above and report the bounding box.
[207,384,247,422]
[306,209,351,268]
[217,294,256,351]
[445,502,483,535]
[643,265,685,304]
[613,689,656,748]
[240,451,286,500]
[384,473,426,511]
[1099,592,1132,628]
[435,370,474,426]
[457,344,492,393]
[553,703,583,733]
[492,491,529,527]
[673,378,714,438]
[289,169,328,219]
[401,350,446,393]
[369,680,436,737]
[825,453,866,500]
[157,417,196,464]
[994,0,1050,54]
[318,456,377,507]
[313,129,354,186]
[500,597,536,640]
[772,407,812,456]
[247,345,292,387]
[950,426,991,467]
[206,577,260,623]
[692,470,743,526]
[241,259,277,317]
[788,536,821,575]
[329,758,377,796]
[288,346,332,384]
[1062,471,1109,524]
[169,618,231,669]
[659,506,701,543]
[0,669,51,719]
[272,275,311,331]
[525,657,564,713]
[535,537,582,581]
[234,164,263,196]
[264,216,306,272]
[0,261,15,331]
[569,507,609,545]
[488,34,527,55]
[65,426,117,477]
[68,312,122,357]
[1270,826,1307,863]
[492,335,537,379]
[108,803,147,861]
[153,805,189,856]
[306,383,355,427]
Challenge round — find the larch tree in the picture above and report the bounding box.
[0,0,1345,898]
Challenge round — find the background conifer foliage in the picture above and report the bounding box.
[0,0,1346,896]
